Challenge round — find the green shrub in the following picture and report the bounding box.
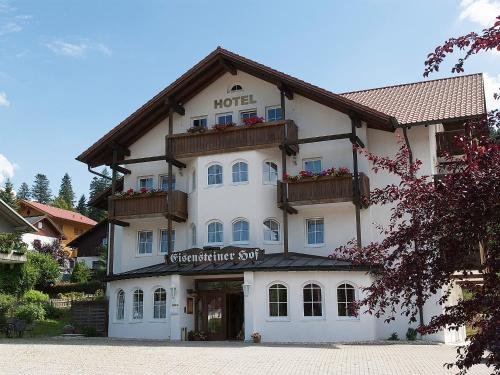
[70,261,91,283]
[44,281,103,297]
[23,290,49,305]
[81,326,98,337]
[14,303,45,324]
[0,262,38,296]
[27,252,60,290]
[43,303,65,319]
[0,293,15,324]
[388,332,399,341]
[406,328,418,341]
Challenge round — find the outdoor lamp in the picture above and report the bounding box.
[242,283,252,297]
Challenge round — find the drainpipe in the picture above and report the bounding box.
[87,165,112,180]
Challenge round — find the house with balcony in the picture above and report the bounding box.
[77,48,485,343]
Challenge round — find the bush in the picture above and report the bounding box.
[27,252,60,290]
[14,303,45,324]
[0,293,15,324]
[0,262,38,296]
[388,332,399,341]
[406,328,418,341]
[23,290,49,305]
[81,326,98,337]
[71,261,91,283]
[43,303,65,319]
[44,281,103,297]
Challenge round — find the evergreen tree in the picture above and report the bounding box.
[76,194,87,216]
[51,195,73,211]
[17,182,30,200]
[87,168,111,221]
[31,174,52,204]
[57,173,75,208]
[0,179,17,209]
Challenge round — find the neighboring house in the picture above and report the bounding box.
[78,48,484,343]
[67,219,108,270]
[22,215,66,250]
[0,198,37,264]
[17,200,97,257]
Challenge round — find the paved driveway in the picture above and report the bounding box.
[0,338,491,375]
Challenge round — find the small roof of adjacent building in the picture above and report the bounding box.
[67,219,108,248]
[340,73,486,126]
[18,200,97,226]
[0,199,37,233]
[24,215,66,238]
[106,252,372,281]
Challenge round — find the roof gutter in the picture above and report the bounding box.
[87,165,112,180]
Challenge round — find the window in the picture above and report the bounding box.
[159,229,176,254]
[153,288,167,319]
[192,116,207,128]
[232,161,248,183]
[207,164,223,185]
[303,159,322,173]
[337,283,356,317]
[207,221,223,244]
[137,231,153,255]
[240,110,257,123]
[138,176,154,191]
[263,219,280,242]
[159,174,176,191]
[38,222,43,229]
[132,289,143,319]
[191,224,197,247]
[303,283,322,317]
[306,218,324,245]
[116,290,125,320]
[191,169,196,191]
[216,112,233,125]
[269,283,287,317]
[232,219,249,243]
[266,106,283,122]
[230,84,243,92]
[263,161,278,184]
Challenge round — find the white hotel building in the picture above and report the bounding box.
[78,48,485,343]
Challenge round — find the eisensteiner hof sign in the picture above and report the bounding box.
[167,247,264,265]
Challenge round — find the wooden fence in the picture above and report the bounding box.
[71,300,108,336]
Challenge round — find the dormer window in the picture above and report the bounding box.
[229,84,243,93]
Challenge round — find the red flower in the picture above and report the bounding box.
[140,187,148,193]
[242,116,264,126]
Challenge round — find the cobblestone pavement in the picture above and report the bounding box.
[0,338,492,375]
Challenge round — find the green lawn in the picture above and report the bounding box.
[31,314,70,337]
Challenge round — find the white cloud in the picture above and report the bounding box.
[0,91,9,107]
[46,40,112,58]
[0,154,16,185]
[483,72,500,109]
[0,21,22,36]
[459,0,500,27]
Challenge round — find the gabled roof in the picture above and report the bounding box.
[24,215,66,238]
[67,219,107,248]
[77,47,396,167]
[0,199,37,232]
[340,73,486,126]
[19,200,97,226]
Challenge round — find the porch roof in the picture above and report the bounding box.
[106,252,372,281]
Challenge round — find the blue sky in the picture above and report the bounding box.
[1,0,499,201]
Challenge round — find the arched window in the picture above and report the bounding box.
[132,289,144,320]
[232,219,249,243]
[230,84,243,92]
[191,224,197,247]
[263,161,278,184]
[208,164,223,185]
[337,283,356,317]
[116,289,125,320]
[207,221,223,244]
[269,283,287,317]
[232,161,248,183]
[303,283,322,317]
[153,288,167,319]
[263,219,280,242]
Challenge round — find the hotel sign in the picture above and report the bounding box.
[167,247,264,265]
[214,94,257,109]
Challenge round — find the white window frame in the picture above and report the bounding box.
[132,288,144,321]
[303,158,322,174]
[116,289,125,321]
[302,282,325,319]
[231,218,250,244]
[263,161,278,185]
[137,230,154,256]
[263,218,280,243]
[207,163,223,186]
[137,176,154,191]
[159,228,176,254]
[153,287,167,320]
[267,282,289,321]
[207,220,223,245]
[239,109,258,125]
[231,160,249,184]
[305,217,325,247]
[336,282,359,320]
[215,112,234,125]
[266,105,283,122]
[158,174,175,191]
[191,115,208,128]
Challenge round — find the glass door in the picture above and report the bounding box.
[201,293,226,340]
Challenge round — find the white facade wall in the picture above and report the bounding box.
[22,233,58,250]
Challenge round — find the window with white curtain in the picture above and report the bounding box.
[207,221,223,244]
[116,289,125,320]
[132,289,143,320]
[263,161,278,184]
[208,164,223,185]
[232,162,248,183]
[232,219,249,243]
[153,288,167,319]
[263,219,280,242]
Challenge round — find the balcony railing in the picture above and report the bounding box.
[436,130,465,156]
[108,191,188,222]
[166,120,298,158]
[277,173,370,208]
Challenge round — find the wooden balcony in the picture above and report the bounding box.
[166,120,298,159]
[277,173,370,208]
[108,191,188,222]
[436,130,465,156]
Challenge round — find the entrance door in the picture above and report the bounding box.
[201,293,226,340]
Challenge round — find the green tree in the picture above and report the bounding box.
[51,195,73,211]
[31,174,52,204]
[17,182,30,200]
[0,262,38,296]
[76,194,87,216]
[71,261,91,283]
[87,168,111,221]
[27,251,60,290]
[0,179,18,209]
[58,173,75,208]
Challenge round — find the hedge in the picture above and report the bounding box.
[43,281,104,297]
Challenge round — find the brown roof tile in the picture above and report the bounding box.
[340,73,486,125]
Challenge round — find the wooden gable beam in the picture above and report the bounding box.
[112,165,131,175]
[166,98,185,116]
[218,56,237,75]
[277,82,294,100]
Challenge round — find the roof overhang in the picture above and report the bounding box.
[0,199,37,233]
